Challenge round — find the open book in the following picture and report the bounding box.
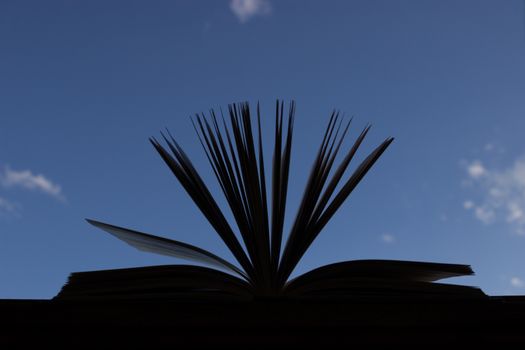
[56,101,483,300]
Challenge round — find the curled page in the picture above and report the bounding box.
[86,219,247,280]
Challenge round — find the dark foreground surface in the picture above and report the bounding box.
[2,295,525,346]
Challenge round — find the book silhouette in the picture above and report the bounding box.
[56,101,483,300]
[6,100,525,347]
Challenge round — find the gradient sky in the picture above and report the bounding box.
[1,0,525,298]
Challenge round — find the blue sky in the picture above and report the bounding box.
[1,0,525,298]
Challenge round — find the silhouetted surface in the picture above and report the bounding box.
[54,260,482,300]
[5,102,517,345]
[2,296,525,346]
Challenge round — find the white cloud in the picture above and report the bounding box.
[230,0,271,23]
[0,166,65,201]
[463,157,525,234]
[507,202,524,222]
[0,196,17,215]
[381,233,395,244]
[483,142,505,154]
[474,206,495,224]
[463,200,474,209]
[467,160,486,179]
[511,277,524,288]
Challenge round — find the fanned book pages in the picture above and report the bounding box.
[56,101,484,300]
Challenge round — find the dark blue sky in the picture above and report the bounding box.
[1,0,525,298]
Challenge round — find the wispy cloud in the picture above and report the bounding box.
[483,142,505,154]
[473,206,495,224]
[0,196,18,216]
[230,0,271,23]
[510,277,525,288]
[463,158,525,234]
[381,233,395,244]
[467,160,486,179]
[0,166,65,201]
[463,200,474,209]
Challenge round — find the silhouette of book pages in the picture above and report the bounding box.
[56,101,483,300]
